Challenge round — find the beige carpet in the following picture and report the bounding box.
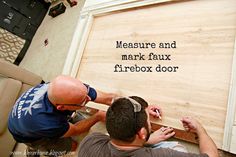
[0,28,25,63]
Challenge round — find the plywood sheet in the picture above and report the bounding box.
[76,0,236,148]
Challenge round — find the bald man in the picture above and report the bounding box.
[8,75,117,157]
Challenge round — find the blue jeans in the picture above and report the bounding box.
[150,141,188,152]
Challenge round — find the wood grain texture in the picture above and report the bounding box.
[76,0,236,148]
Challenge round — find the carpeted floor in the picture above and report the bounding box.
[0,28,25,63]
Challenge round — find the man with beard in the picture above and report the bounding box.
[78,96,219,157]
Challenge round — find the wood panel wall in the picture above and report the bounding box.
[76,0,236,148]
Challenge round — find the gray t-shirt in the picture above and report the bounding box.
[78,132,209,157]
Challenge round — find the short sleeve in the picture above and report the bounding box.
[84,84,97,101]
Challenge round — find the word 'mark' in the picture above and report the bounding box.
[121,53,171,61]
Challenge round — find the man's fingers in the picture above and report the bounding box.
[149,111,158,118]
[183,127,190,131]
[165,131,175,139]
[163,127,174,134]
[181,116,191,124]
[182,123,189,127]
[149,109,162,119]
[183,125,190,131]
[149,105,162,116]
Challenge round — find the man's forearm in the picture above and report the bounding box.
[95,90,117,106]
[73,114,100,135]
[197,128,219,157]
[145,134,161,145]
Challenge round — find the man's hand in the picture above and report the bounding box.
[146,127,175,145]
[181,116,204,133]
[148,105,162,119]
[181,116,219,157]
[95,110,106,122]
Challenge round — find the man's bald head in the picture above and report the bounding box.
[48,75,88,105]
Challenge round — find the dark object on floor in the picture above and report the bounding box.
[44,38,48,46]
[48,3,66,18]
[66,0,77,7]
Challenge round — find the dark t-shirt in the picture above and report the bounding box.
[78,133,209,157]
[8,83,97,143]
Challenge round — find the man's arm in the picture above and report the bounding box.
[94,90,118,106]
[181,117,219,157]
[62,111,106,137]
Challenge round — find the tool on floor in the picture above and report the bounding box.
[48,2,66,18]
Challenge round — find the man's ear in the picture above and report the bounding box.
[56,105,65,110]
[137,127,147,140]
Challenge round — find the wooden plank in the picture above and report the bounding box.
[151,123,198,144]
